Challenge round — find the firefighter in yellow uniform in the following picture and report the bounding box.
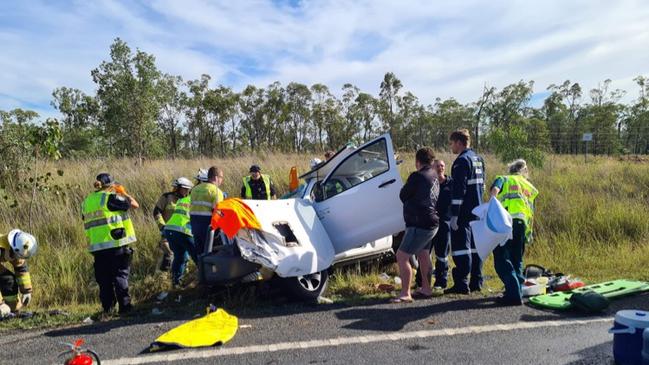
[153,178,193,271]
[161,178,195,286]
[241,165,276,200]
[189,167,224,253]
[0,229,37,318]
[82,173,139,316]
[489,159,539,306]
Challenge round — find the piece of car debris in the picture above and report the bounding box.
[82,317,94,325]
[378,273,390,281]
[48,309,70,316]
[376,283,395,292]
[156,292,169,301]
[317,296,334,304]
[239,324,252,329]
[151,308,163,316]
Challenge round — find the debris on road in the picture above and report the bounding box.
[156,291,169,301]
[376,283,396,293]
[82,317,93,325]
[151,308,163,316]
[317,296,334,304]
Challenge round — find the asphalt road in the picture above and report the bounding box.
[2,292,648,365]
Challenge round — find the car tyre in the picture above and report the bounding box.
[281,270,329,302]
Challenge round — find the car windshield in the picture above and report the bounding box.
[280,182,308,199]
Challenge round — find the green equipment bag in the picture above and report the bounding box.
[569,290,610,313]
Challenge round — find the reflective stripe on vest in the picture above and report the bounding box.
[82,191,136,252]
[467,178,483,185]
[243,174,271,200]
[496,175,538,225]
[165,196,193,236]
[190,183,223,216]
[84,212,130,230]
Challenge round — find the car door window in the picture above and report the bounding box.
[317,139,389,201]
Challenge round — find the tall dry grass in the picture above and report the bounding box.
[0,152,647,309]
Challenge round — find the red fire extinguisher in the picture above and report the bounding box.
[58,339,101,365]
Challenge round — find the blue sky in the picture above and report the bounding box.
[1,0,648,118]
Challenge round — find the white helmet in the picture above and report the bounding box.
[195,168,208,182]
[7,229,37,259]
[310,158,323,169]
[172,177,194,189]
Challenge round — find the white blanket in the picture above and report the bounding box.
[470,197,513,260]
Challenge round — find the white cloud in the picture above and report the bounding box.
[1,0,648,117]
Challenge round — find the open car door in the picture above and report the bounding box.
[313,134,405,254]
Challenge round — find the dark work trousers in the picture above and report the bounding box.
[93,246,132,312]
[432,222,451,288]
[163,230,196,285]
[469,232,484,291]
[494,219,527,300]
[190,215,212,256]
[451,224,472,291]
[450,221,483,292]
[0,271,18,306]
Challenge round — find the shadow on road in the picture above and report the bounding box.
[335,297,501,331]
[565,340,614,365]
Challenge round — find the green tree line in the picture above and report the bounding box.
[3,38,649,169]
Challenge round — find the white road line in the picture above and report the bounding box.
[102,317,612,365]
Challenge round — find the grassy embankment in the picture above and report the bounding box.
[1,153,648,329]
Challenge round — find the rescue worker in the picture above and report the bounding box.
[0,229,37,318]
[446,129,486,295]
[432,159,453,289]
[82,173,139,316]
[241,165,276,200]
[153,178,193,271]
[162,177,195,287]
[490,159,538,306]
[190,166,224,253]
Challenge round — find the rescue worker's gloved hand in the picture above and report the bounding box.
[450,216,459,231]
[21,293,32,306]
[0,302,10,318]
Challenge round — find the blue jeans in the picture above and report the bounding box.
[163,230,195,285]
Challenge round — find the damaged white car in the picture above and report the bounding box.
[198,134,406,300]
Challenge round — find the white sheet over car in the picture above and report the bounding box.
[235,199,336,277]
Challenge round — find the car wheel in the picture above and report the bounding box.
[282,270,329,301]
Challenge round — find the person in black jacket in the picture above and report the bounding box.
[392,147,440,303]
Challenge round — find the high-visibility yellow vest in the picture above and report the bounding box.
[496,174,539,232]
[242,174,271,200]
[164,196,192,236]
[190,183,223,217]
[82,191,136,252]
